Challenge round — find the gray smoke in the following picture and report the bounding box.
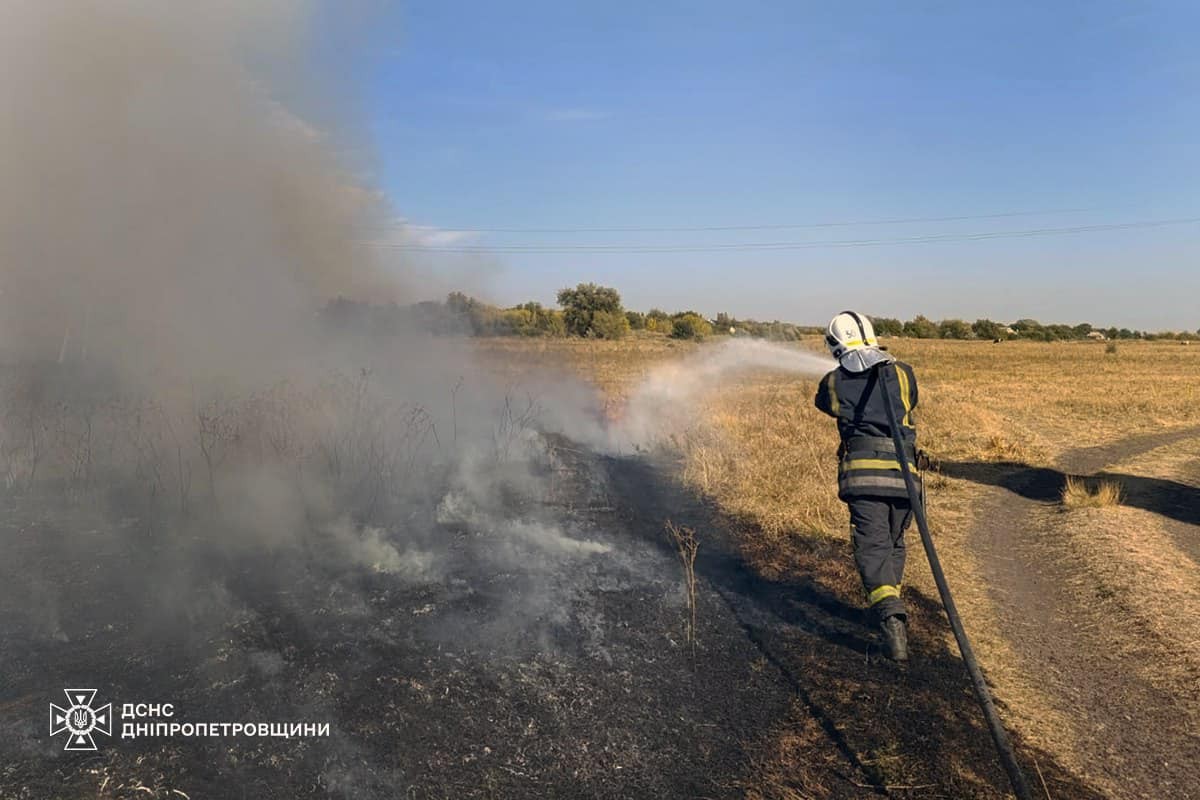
[0,1,400,385]
[0,11,850,794]
[0,2,829,658]
[0,1,611,643]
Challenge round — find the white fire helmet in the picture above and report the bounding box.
[826,311,893,372]
[825,311,877,358]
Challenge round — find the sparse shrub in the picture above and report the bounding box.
[589,310,631,340]
[1105,341,1118,355]
[542,311,568,337]
[509,302,567,337]
[902,315,939,339]
[938,318,972,339]
[644,308,672,335]
[1061,476,1122,508]
[872,316,903,337]
[670,313,712,340]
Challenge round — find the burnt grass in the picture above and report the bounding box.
[0,438,1105,799]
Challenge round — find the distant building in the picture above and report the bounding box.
[1086,331,1107,341]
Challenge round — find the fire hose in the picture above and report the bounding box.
[879,362,1034,800]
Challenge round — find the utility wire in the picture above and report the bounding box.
[359,207,1090,235]
[358,215,1200,253]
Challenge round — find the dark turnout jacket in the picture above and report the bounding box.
[815,359,920,500]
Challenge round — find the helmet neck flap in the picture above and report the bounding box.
[826,310,893,372]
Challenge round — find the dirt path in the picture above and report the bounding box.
[944,427,1200,799]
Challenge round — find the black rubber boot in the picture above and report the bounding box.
[880,615,909,662]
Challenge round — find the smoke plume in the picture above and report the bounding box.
[0,3,839,628]
[0,1,395,385]
[606,339,835,449]
[0,9,850,794]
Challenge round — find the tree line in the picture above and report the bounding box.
[871,316,1199,341]
[322,284,1199,343]
[323,283,818,341]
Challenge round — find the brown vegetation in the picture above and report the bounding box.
[1060,476,1123,508]
[517,335,1200,797]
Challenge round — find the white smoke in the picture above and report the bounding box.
[604,338,836,449]
[325,518,441,579]
[0,1,622,644]
[0,1,395,386]
[0,1,819,662]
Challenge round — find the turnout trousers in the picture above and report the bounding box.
[847,496,913,621]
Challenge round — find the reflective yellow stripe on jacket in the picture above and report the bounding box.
[895,366,913,428]
[843,458,920,475]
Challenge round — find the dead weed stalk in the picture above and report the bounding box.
[665,520,700,657]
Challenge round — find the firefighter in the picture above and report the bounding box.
[814,311,920,662]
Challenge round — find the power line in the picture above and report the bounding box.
[359,216,1200,254]
[361,207,1089,234]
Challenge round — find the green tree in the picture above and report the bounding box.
[938,319,971,339]
[648,318,673,335]
[645,308,671,334]
[589,310,630,340]
[872,317,903,336]
[625,310,646,330]
[505,301,566,337]
[971,319,1004,340]
[902,315,939,338]
[670,312,713,340]
[1010,319,1044,339]
[446,291,478,315]
[541,310,567,337]
[556,283,624,337]
[1045,324,1074,341]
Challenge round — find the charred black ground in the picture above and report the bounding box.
[1,435,1105,799]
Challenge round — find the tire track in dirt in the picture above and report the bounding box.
[956,426,1200,799]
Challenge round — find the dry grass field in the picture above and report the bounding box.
[475,334,1200,537]
[3,333,1193,798]
[475,334,1200,798]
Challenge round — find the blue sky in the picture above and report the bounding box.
[340,1,1198,329]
